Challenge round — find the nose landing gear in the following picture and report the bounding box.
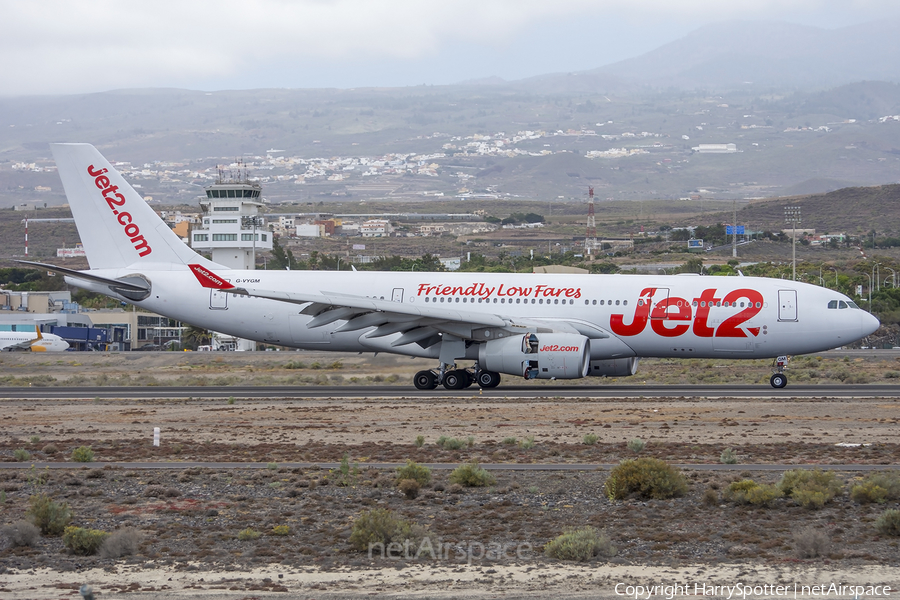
[770,355,789,388]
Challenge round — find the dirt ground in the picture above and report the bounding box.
[1,352,900,599]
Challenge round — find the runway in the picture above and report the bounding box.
[1,383,899,399]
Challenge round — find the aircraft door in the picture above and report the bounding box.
[648,288,670,319]
[778,289,797,321]
[392,288,404,303]
[210,289,228,310]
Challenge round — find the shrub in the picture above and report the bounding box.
[723,480,782,507]
[143,486,181,498]
[518,436,535,450]
[876,509,900,536]
[398,478,421,499]
[603,458,687,500]
[502,437,518,446]
[29,436,40,444]
[13,448,31,462]
[414,435,425,448]
[271,525,290,536]
[26,493,72,535]
[71,446,94,462]
[850,472,900,504]
[793,526,829,558]
[396,460,432,486]
[702,488,719,507]
[449,461,496,487]
[63,526,109,555]
[99,527,142,558]
[544,527,616,561]
[267,462,278,470]
[237,528,261,541]
[349,508,423,552]
[335,453,360,486]
[720,448,737,464]
[1,520,40,547]
[627,438,645,453]
[778,469,842,509]
[41,443,59,455]
[436,436,466,451]
[583,433,599,445]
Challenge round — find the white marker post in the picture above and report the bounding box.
[153,427,160,447]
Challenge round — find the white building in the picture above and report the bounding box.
[692,143,738,153]
[361,219,393,237]
[296,223,323,237]
[191,181,272,269]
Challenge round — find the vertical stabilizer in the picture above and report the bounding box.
[51,143,220,270]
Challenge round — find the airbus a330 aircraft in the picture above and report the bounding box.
[19,143,879,389]
[0,326,69,352]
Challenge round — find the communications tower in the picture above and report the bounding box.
[585,186,597,255]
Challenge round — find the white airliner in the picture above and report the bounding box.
[19,143,879,388]
[0,326,69,352]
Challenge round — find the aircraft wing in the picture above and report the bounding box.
[0,326,42,351]
[3,337,41,351]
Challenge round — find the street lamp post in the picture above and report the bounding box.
[242,216,263,270]
[784,206,801,281]
[873,263,881,294]
[828,267,838,290]
[864,272,873,306]
[887,267,897,288]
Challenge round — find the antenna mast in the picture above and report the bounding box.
[586,186,597,255]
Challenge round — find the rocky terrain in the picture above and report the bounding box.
[0,352,899,598]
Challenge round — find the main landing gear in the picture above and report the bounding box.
[769,355,789,388]
[413,363,501,390]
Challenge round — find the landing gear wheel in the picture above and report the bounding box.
[442,369,469,390]
[476,370,501,389]
[770,373,788,389]
[414,370,438,390]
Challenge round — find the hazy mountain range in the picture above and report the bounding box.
[476,19,900,93]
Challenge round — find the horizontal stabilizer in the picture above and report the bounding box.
[15,260,150,292]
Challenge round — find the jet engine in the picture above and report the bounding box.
[588,357,639,378]
[478,333,591,380]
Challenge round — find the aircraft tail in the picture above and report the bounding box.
[51,143,219,270]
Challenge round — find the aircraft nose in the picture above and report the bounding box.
[862,310,881,337]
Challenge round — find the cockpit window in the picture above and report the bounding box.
[838,301,848,309]
[828,300,838,309]
[847,301,860,309]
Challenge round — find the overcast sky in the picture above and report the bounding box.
[3,0,900,96]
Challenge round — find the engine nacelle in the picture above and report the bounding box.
[588,357,640,378]
[478,333,591,380]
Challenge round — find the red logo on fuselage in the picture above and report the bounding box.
[610,287,764,338]
[87,164,151,257]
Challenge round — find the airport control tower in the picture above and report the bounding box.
[190,166,272,270]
